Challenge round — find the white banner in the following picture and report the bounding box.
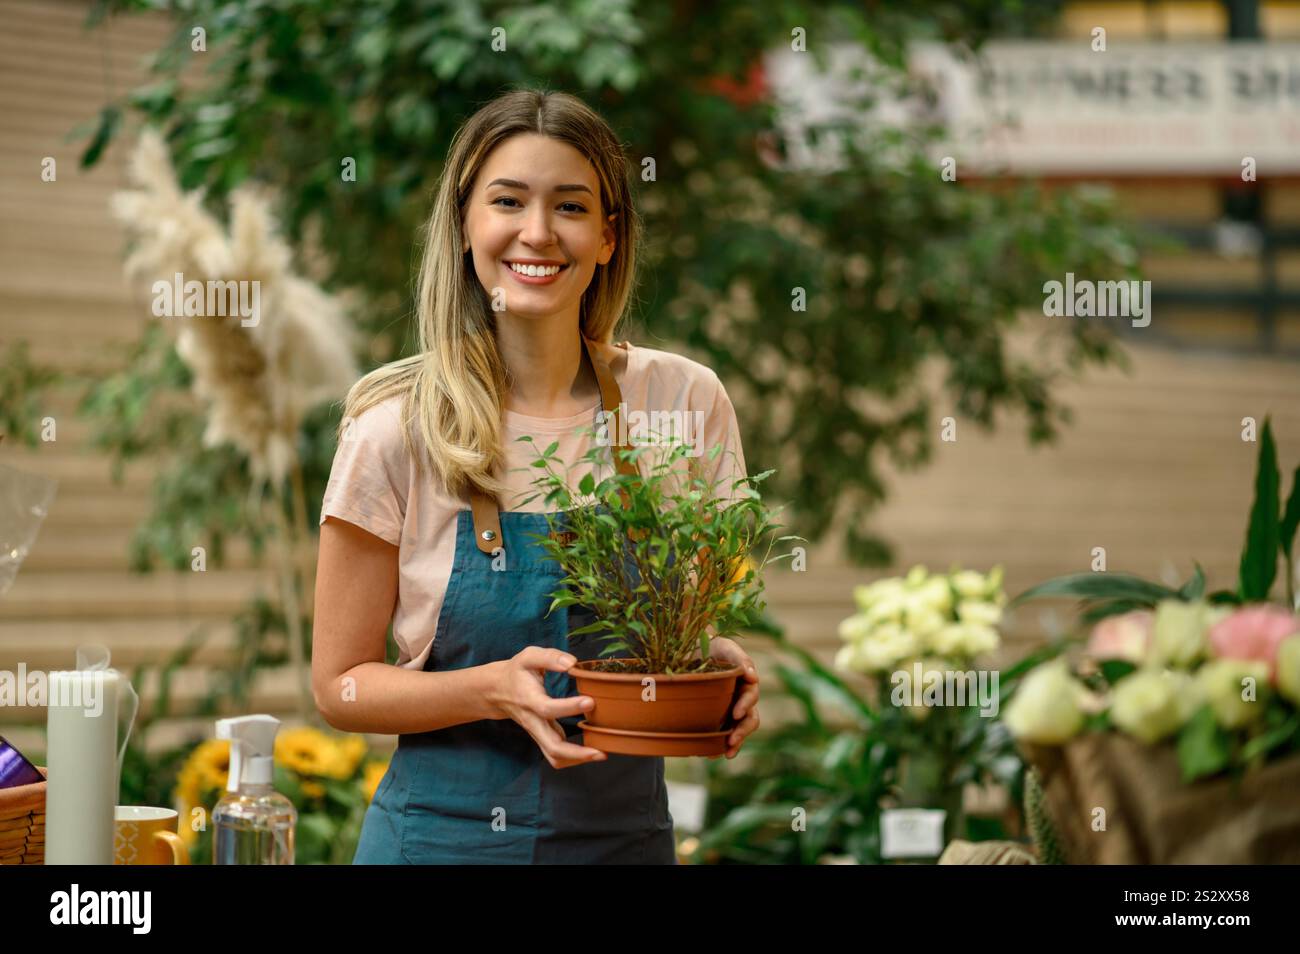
[768,41,1300,175]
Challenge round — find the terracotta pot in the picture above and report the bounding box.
[578,722,732,757]
[570,658,743,733]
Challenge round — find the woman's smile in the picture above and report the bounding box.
[503,258,570,285]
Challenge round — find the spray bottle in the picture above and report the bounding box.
[213,714,296,864]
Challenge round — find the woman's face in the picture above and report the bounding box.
[462,133,616,321]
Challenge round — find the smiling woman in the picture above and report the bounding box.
[310,89,760,865]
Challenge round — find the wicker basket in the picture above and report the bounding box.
[0,766,46,865]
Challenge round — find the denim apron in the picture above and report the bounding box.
[352,337,677,864]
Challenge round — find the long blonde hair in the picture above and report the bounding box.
[338,88,641,500]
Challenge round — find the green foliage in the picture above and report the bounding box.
[73,0,1135,565]
[693,630,1052,864]
[519,434,800,673]
[1239,418,1280,601]
[0,341,60,446]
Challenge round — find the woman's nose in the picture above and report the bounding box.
[520,204,556,246]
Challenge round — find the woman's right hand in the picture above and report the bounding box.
[488,647,608,769]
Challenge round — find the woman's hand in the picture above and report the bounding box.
[487,647,608,770]
[708,637,760,760]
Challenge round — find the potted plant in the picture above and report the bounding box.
[518,432,797,757]
[1003,415,1300,863]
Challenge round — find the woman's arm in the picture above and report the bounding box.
[312,516,503,734]
[312,516,607,767]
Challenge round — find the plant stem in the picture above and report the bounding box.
[268,476,314,725]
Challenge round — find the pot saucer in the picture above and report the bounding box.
[578,721,731,757]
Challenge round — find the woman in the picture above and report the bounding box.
[313,88,760,864]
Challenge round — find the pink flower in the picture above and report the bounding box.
[1086,610,1154,663]
[1208,605,1300,680]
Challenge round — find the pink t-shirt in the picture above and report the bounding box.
[318,341,749,671]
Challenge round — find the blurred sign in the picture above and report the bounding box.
[768,41,1300,176]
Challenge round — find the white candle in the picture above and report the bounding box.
[44,668,120,865]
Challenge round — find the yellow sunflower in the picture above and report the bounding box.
[275,726,344,777]
[173,739,231,848]
[335,734,368,778]
[361,759,390,804]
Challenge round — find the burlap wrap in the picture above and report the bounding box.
[1021,735,1300,864]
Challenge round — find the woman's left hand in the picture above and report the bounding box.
[708,637,759,759]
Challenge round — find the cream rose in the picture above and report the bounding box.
[1150,600,1228,668]
[1108,669,1196,744]
[1195,658,1270,729]
[1003,659,1086,744]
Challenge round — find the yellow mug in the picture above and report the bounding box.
[114,806,190,865]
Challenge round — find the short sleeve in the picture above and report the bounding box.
[697,373,748,505]
[319,398,409,546]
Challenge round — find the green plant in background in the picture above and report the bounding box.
[521,434,799,673]
[59,0,1134,568]
[1005,415,1300,782]
[691,621,1059,864]
[0,342,60,448]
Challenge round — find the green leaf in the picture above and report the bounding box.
[1177,563,1206,601]
[1176,705,1232,782]
[1207,588,1243,606]
[80,105,121,168]
[1098,660,1137,684]
[1240,712,1300,763]
[1008,572,1178,608]
[1239,417,1280,601]
[1281,464,1300,563]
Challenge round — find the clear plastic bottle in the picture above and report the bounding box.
[212,715,296,864]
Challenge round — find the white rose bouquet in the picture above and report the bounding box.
[834,564,1013,854]
[1003,416,1300,863]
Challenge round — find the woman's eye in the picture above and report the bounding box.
[491,196,586,213]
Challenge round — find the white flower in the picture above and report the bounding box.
[956,599,1003,628]
[1150,600,1229,669]
[1278,636,1300,706]
[903,601,947,639]
[1195,658,1269,729]
[911,576,953,615]
[848,622,921,674]
[1109,669,1196,744]
[837,613,872,643]
[951,569,988,599]
[853,578,907,614]
[928,621,999,658]
[1003,659,1086,744]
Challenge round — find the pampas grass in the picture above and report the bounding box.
[112,128,357,486]
[112,127,359,721]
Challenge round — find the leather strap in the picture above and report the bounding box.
[468,335,633,554]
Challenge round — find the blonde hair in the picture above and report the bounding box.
[338,88,641,500]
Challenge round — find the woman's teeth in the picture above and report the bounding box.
[508,262,563,277]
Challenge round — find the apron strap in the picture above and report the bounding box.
[469,335,634,554]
